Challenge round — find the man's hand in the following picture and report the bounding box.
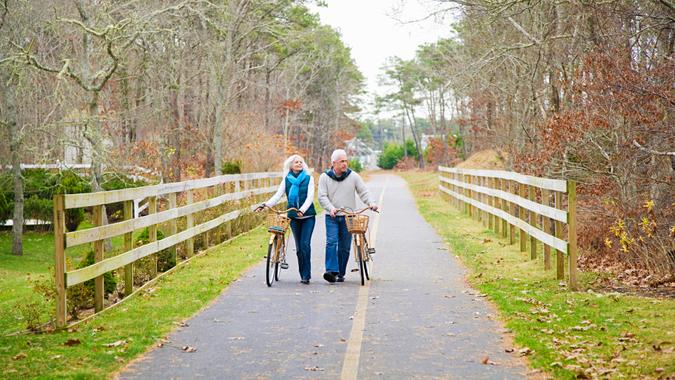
[369,204,379,212]
[329,208,337,218]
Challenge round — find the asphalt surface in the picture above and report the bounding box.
[118,174,528,379]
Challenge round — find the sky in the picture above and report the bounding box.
[307,0,455,117]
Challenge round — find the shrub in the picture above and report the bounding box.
[101,173,148,222]
[221,159,242,174]
[51,170,92,231]
[79,250,117,296]
[24,195,52,226]
[377,143,404,169]
[135,227,175,274]
[349,158,363,173]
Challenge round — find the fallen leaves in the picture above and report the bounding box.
[304,366,324,372]
[181,346,197,353]
[480,355,496,365]
[104,340,126,348]
[12,352,27,361]
[64,338,81,347]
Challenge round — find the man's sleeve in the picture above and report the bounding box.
[318,174,336,211]
[354,173,374,206]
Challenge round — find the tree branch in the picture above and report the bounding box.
[632,140,675,156]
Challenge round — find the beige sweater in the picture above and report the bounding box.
[318,171,374,212]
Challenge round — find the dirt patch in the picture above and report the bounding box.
[456,149,507,170]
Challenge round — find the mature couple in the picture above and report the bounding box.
[258,149,378,284]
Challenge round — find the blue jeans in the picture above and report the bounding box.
[325,215,352,277]
[290,216,315,281]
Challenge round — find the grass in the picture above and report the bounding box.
[0,225,268,378]
[398,170,675,379]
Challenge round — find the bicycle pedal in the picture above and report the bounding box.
[368,248,376,254]
[280,263,289,269]
[350,268,359,272]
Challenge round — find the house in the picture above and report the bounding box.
[345,137,377,170]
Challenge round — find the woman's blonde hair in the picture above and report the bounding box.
[283,154,309,175]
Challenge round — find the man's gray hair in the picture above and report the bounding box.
[331,149,347,163]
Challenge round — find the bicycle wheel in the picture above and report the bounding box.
[357,235,368,286]
[275,239,284,282]
[362,238,370,281]
[266,237,279,287]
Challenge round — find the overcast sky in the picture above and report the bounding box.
[307,0,454,116]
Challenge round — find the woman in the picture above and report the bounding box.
[259,154,316,284]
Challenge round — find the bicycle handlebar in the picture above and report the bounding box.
[256,204,300,214]
[335,207,379,216]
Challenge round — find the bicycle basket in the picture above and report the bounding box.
[267,214,290,234]
[345,214,369,233]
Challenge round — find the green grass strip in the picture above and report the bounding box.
[0,227,268,379]
[399,171,674,379]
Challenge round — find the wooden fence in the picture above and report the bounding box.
[53,171,282,328]
[438,166,578,289]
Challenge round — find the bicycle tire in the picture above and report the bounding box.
[362,238,370,281]
[275,239,284,282]
[266,238,279,287]
[357,235,367,286]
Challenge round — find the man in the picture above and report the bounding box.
[318,149,378,283]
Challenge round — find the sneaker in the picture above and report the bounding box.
[323,272,336,283]
[301,279,310,285]
[336,276,345,282]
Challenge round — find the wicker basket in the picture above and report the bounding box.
[345,214,369,233]
[267,214,290,234]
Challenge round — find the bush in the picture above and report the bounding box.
[79,250,117,296]
[349,158,363,173]
[52,170,92,231]
[101,173,148,222]
[377,143,404,169]
[24,195,52,225]
[135,227,175,273]
[221,159,242,174]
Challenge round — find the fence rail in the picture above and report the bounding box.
[53,171,282,328]
[438,166,577,289]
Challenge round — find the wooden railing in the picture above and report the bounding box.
[438,166,578,289]
[53,172,282,328]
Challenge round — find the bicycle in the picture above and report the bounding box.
[337,207,378,286]
[258,205,298,287]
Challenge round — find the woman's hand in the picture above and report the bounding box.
[297,211,304,217]
[255,204,265,212]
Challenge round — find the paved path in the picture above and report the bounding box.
[119,174,527,379]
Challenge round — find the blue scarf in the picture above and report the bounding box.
[287,169,308,208]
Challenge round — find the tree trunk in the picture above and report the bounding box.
[5,74,23,255]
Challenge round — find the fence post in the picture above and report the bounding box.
[53,194,67,328]
[466,175,472,217]
[567,181,578,290]
[186,190,194,256]
[168,192,178,262]
[148,196,158,277]
[509,180,516,244]
[93,205,105,312]
[123,200,133,297]
[542,189,552,270]
[500,179,508,238]
[555,191,565,280]
[529,186,537,260]
[519,183,527,252]
[489,177,496,232]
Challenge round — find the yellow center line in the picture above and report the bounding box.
[340,177,388,380]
